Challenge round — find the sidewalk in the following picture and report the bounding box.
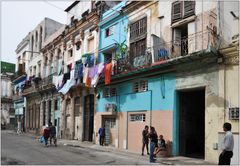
[57,139,214,165]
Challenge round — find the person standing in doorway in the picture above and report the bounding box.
[218,122,234,165]
[98,126,105,146]
[141,125,149,155]
[149,126,158,163]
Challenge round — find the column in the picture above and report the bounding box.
[53,49,58,74]
[45,100,49,125]
[79,90,85,141]
[40,101,44,128]
[60,98,66,139]
[51,98,55,124]
[70,97,75,140]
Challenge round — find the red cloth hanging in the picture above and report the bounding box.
[105,62,112,85]
[69,63,72,71]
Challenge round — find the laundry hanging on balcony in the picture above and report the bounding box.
[91,62,104,87]
[58,70,76,95]
[52,74,64,90]
[105,62,113,85]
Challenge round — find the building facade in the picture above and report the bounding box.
[95,0,239,164]
[22,18,63,135]
[1,61,15,129]
[12,33,30,132]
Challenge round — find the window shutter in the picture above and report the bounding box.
[172,1,182,23]
[183,1,195,18]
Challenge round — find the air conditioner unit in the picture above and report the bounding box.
[105,103,117,112]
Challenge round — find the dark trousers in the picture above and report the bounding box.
[44,136,49,146]
[218,151,233,165]
[50,135,57,145]
[142,141,149,154]
[99,136,105,146]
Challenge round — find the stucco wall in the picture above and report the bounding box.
[176,62,220,163]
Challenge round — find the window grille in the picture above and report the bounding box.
[133,80,148,93]
[103,87,117,98]
[229,107,239,120]
[130,114,146,122]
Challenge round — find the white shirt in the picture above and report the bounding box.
[222,131,234,151]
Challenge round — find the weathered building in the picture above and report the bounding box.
[12,33,30,132]
[57,1,99,141]
[1,61,15,129]
[95,0,239,164]
[22,18,63,135]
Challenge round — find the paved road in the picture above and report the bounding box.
[1,130,150,165]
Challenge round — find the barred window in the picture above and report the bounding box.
[229,107,239,120]
[133,80,148,93]
[130,114,146,122]
[103,87,117,98]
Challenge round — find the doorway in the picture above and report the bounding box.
[83,94,94,141]
[179,89,205,158]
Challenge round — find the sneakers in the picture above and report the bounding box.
[141,153,144,156]
[147,152,150,155]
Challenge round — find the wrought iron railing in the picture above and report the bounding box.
[113,30,217,75]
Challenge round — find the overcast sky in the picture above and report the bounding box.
[1,0,75,64]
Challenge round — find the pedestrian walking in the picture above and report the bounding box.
[218,122,234,165]
[98,126,105,146]
[49,122,57,146]
[149,126,158,163]
[141,125,149,155]
[43,124,50,147]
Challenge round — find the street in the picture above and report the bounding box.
[1,130,150,165]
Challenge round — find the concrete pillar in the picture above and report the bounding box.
[51,98,55,125]
[53,49,58,74]
[45,100,49,125]
[79,90,85,141]
[40,101,44,128]
[70,97,75,140]
[60,98,66,139]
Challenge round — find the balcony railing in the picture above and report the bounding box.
[12,94,23,101]
[114,30,217,75]
[22,72,57,95]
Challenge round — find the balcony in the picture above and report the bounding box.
[113,29,218,75]
[22,72,60,96]
[12,94,23,101]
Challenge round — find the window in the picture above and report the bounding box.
[68,49,73,58]
[229,107,239,120]
[133,80,148,93]
[130,17,147,40]
[88,38,94,53]
[103,87,117,98]
[130,17,147,64]
[130,114,146,122]
[76,43,81,50]
[105,26,114,37]
[54,99,58,110]
[171,1,195,23]
[105,118,116,128]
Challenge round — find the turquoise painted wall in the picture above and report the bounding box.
[96,73,176,112]
[98,1,128,63]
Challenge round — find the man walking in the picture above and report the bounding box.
[142,125,149,155]
[98,126,105,146]
[49,122,57,146]
[218,122,234,165]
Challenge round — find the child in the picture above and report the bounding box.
[154,135,166,156]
